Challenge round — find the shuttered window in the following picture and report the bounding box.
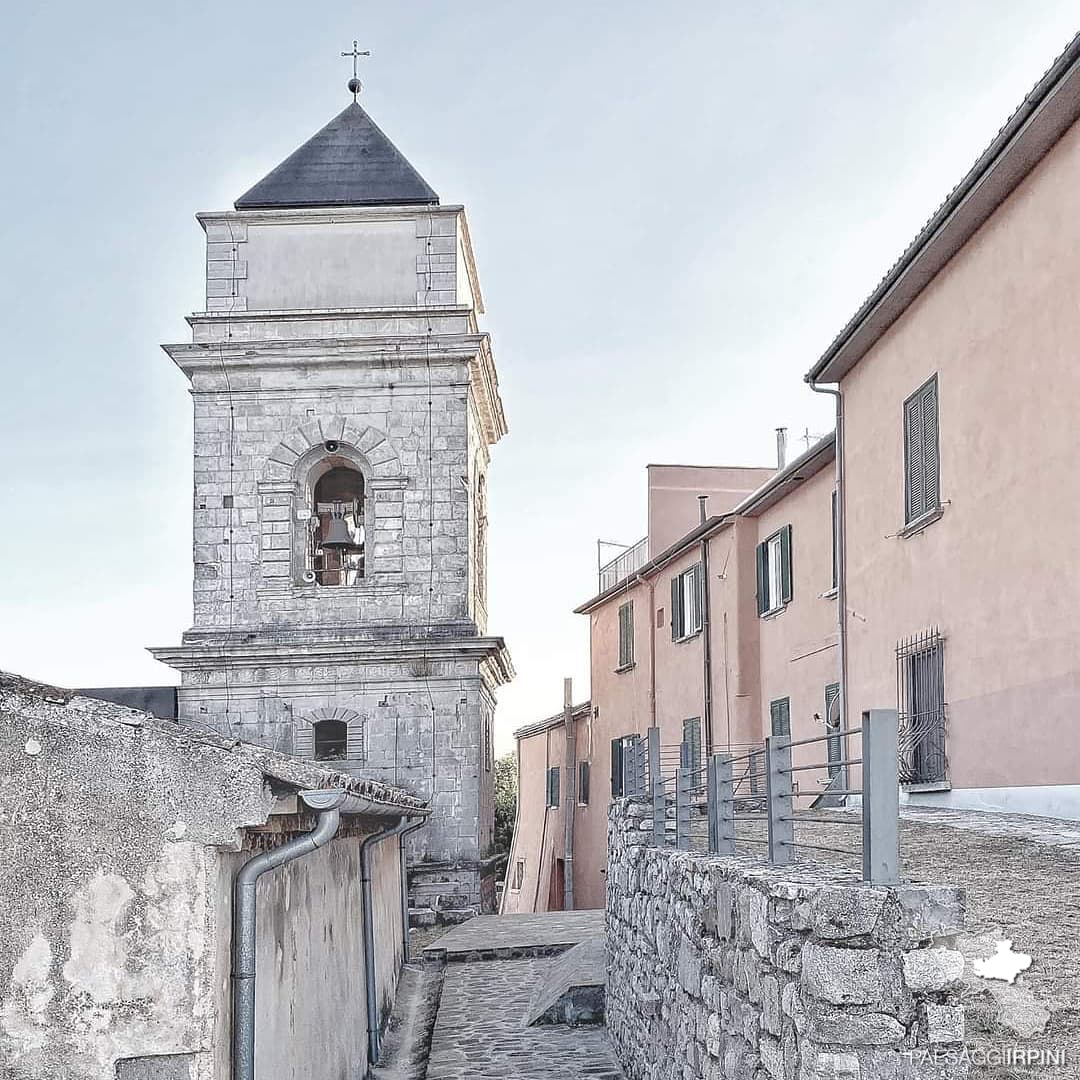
[682,717,702,773]
[756,525,792,616]
[617,600,635,669]
[546,766,561,808]
[830,490,838,590]
[769,697,791,737]
[610,737,624,797]
[670,563,704,640]
[578,761,590,805]
[904,375,941,524]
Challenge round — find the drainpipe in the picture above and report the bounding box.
[806,380,849,781]
[698,496,714,754]
[360,815,411,1066]
[633,573,657,732]
[562,677,576,911]
[232,789,347,1080]
[396,816,427,955]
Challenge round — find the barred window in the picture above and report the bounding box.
[671,563,704,640]
[897,629,948,784]
[314,719,348,761]
[904,375,941,525]
[617,600,635,669]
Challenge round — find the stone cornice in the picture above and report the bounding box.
[196,204,464,228]
[149,633,515,686]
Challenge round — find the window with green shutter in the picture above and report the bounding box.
[904,375,941,524]
[682,717,702,773]
[617,600,635,669]
[769,697,791,737]
[671,563,704,640]
[756,525,792,616]
[546,766,560,808]
[610,737,624,797]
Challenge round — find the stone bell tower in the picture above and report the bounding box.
[152,88,512,913]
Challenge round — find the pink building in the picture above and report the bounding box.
[506,30,1080,912]
[505,450,838,912]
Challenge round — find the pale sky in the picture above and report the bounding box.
[1,2,1076,752]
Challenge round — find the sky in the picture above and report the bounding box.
[1,2,1077,753]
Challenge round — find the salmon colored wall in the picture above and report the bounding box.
[754,466,839,792]
[841,116,1080,793]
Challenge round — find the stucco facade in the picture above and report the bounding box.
[0,673,424,1080]
[829,93,1080,818]
[507,442,837,912]
[151,104,513,913]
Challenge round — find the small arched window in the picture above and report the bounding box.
[313,718,349,761]
[310,465,364,586]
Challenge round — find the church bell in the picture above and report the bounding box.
[321,516,362,551]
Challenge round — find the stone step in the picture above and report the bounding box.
[524,934,606,1027]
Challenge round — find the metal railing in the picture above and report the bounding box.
[599,536,649,592]
[623,710,901,884]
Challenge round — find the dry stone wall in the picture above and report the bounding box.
[606,798,968,1080]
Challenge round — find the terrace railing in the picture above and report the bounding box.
[629,710,901,885]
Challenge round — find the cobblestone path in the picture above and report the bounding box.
[426,956,624,1080]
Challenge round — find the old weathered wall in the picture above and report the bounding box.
[606,799,968,1080]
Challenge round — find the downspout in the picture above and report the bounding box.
[562,677,576,911]
[360,815,411,1067]
[807,379,849,783]
[232,789,347,1080]
[397,817,428,952]
[698,496,714,754]
[633,573,657,733]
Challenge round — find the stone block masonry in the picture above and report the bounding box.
[605,798,967,1080]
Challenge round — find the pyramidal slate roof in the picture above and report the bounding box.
[235,101,439,210]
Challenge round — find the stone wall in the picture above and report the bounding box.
[606,798,968,1080]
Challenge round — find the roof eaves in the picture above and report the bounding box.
[733,433,836,518]
[513,701,592,741]
[806,31,1080,385]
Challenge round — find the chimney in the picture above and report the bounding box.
[698,495,709,524]
[776,427,788,470]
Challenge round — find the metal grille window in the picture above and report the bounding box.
[904,375,941,524]
[578,761,590,806]
[756,525,792,615]
[617,600,635,669]
[671,563,704,640]
[769,697,791,737]
[682,717,702,773]
[546,766,561,808]
[897,629,948,784]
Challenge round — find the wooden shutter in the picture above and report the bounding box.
[830,490,838,589]
[780,526,793,605]
[905,388,925,522]
[692,563,704,633]
[547,766,560,807]
[610,737,624,797]
[294,721,314,757]
[756,541,768,616]
[770,698,790,737]
[618,601,634,667]
[579,761,590,805]
[671,575,681,639]
[346,719,365,762]
[922,379,940,513]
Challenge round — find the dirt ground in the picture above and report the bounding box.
[734,813,1080,1079]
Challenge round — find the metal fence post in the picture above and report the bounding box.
[708,754,734,855]
[647,727,666,845]
[862,709,900,884]
[675,769,690,850]
[766,735,794,866]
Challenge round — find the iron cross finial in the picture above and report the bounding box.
[341,40,371,100]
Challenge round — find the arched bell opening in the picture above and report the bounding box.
[310,464,365,586]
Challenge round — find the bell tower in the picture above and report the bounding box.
[152,88,512,913]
